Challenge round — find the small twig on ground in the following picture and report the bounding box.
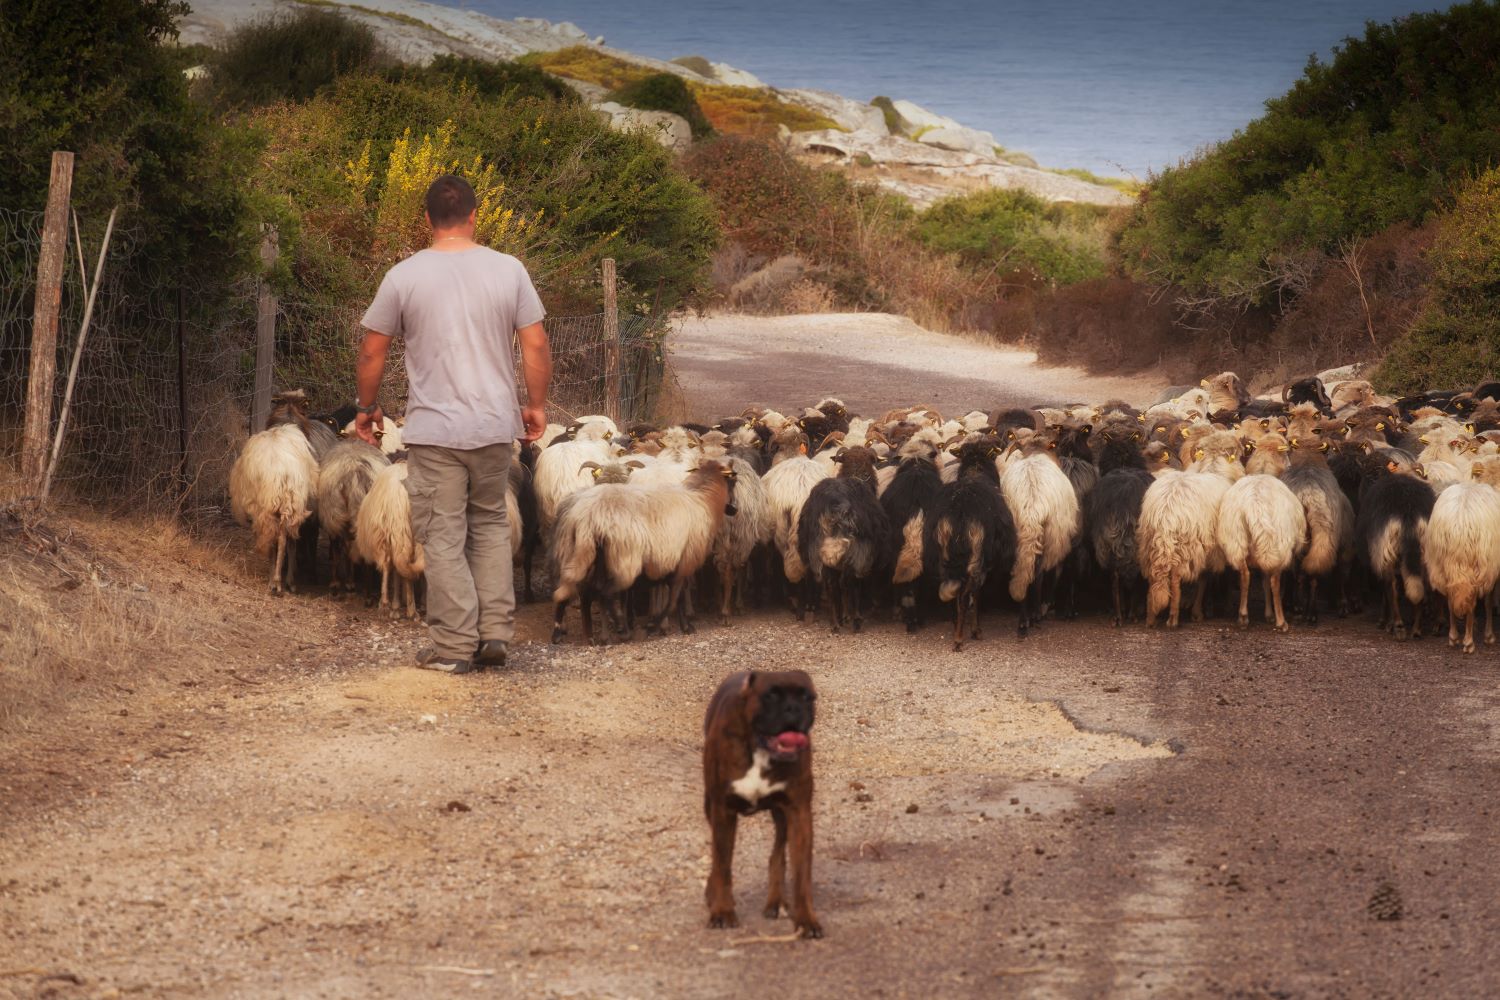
[0,969,48,978]
[728,932,803,945]
[225,670,263,686]
[416,965,497,977]
[994,966,1048,976]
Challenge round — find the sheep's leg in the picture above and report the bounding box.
[581,594,598,646]
[1486,589,1496,646]
[1190,576,1207,623]
[1111,571,1124,628]
[1411,597,1424,639]
[1270,571,1289,633]
[1167,570,1182,629]
[1262,573,1273,624]
[522,544,535,604]
[285,529,299,595]
[405,577,420,621]
[550,598,569,644]
[677,578,698,636]
[1463,605,1477,655]
[952,583,966,652]
[1448,600,1459,649]
[1306,576,1320,626]
[970,585,983,640]
[1390,578,1407,640]
[719,563,736,626]
[1237,566,1251,629]
[850,574,865,634]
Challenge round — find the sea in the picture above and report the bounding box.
[458,0,1434,178]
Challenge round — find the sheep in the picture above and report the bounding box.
[1423,481,1500,653]
[1279,436,1357,623]
[638,461,739,635]
[1000,435,1081,637]
[341,414,404,455]
[315,439,390,599]
[355,460,425,619]
[797,447,890,633]
[534,420,619,537]
[229,423,319,595]
[267,389,339,460]
[928,437,1015,651]
[1356,465,1436,640]
[1092,421,1146,475]
[761,444,832,614]
[548,482,654,646]
[1085,467,1155,627]
[1283,376,1333,413]
[508,457,542,602]
[879,435,945,632]
[1215,474,1307,631]
[1138,470,1234,627]
[711,456,773,624]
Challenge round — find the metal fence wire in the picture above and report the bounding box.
[1,208,669,516]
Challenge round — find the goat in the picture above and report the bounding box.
[928,438,1015,651]
[880,436,945,632]
[1283,377,1333,413]
[230,423,320,595]
[797,447,889,633]
[639,461,738,635]
[1280,436,1356,623]
[355,460,425,619]
[1423,481,1500,653]
[1001,435,1081,637]
[1216,475,1307,631]
[549,482,654,646]
[761,445,832,614]
[315,439,390,600]
[534,420,618,537]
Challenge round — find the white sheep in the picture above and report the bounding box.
[549,483,654,645]
[315,439,390,598]
[1423,481,1500,653]
[533,421,619,537]
[1000,442,1081,636]
[229,423,319,595]
[1215,474,1307,631]
[355,461,425,620]
[1138,471,1233,627]
[761,452,832,590]
[711,456,773,624]
[341,415,404,455]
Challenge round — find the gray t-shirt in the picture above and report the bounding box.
[361,247,545,449]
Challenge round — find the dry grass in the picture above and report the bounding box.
[691,84,839,134]
[524,45,656,91]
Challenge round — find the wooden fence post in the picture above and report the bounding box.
[20,151,74,492]
[251,225,279,433]
[176,283,189,493]
[601,257,621,423]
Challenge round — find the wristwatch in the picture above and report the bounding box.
[354,399,379,417]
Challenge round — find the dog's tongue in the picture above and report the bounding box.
[772,731,809,754]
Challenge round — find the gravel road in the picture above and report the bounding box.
[3,315,1498,998]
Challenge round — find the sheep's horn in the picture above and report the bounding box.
[624,460,646,469]
[578,461,602,472]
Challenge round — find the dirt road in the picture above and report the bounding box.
[3,318,1499,998]
[669,313,1165,419]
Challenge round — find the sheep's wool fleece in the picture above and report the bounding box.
[362,247,545,449]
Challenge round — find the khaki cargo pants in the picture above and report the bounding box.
[405,443,514,661]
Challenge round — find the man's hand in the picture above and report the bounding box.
[355,406,384,446]
[521,404,547,443]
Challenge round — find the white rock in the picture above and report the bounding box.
[710,62,765,89]
[918,124,999,158]
[592,102,692,153]
[891,98,964,132]
[782,88,888,134]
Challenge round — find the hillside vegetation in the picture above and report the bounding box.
[1107,0,1500,387]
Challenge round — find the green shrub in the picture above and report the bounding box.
[671,55,714,77]
[870,96,907,136]
[914,189,1110,285]
[1118,0,1500,311]
[210,7,388,107]
[608,73,713,139]
[1375,168,1500,392]
[408,54,577,104]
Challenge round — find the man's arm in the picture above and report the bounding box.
[354,331,393,445]
[517,321,551,442]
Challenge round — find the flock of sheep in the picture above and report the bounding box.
[227,371,1500,655]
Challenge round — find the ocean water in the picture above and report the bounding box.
[460,0,1433,177]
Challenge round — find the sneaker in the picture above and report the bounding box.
[415,646,473,674]
[474,639,508,669]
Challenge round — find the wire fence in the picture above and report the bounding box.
[0,208,670,518]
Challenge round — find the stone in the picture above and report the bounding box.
[591,102,692,153]
[782,88,889,135]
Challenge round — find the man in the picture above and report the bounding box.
[355,174,552,674]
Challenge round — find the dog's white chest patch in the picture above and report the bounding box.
[729,749,786,806]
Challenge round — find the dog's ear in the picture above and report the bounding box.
[740,671,756,694]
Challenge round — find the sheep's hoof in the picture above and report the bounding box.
[1237,615,1249,630]
[970,627,982,640]
[1274,622,1290,634]
[682,623,697,636]
[904,621,920,635]
[851,619,863,634]
[952,641,964,652]
[1449,637,1459,648]
[1394,626,1408,641]
[1486,634,1497,646]
[1463,641,1476,654]
[720,615,732,627]
[1112,618,1122,628]
[550,629,565,645]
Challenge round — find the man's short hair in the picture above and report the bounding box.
[425,174,477,228]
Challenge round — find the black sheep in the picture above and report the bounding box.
[1084,467,1154,627]
[879,438,945,632]
[797,447,889,633]
[1356,466,1436,640]
[1283,376,1333,413]
[926,438,1016,651]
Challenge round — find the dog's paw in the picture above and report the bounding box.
[796,919,824,939]
[763,902,784,919]
[707,911,739,930]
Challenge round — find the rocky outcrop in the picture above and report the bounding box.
[890,99,999,157]
[782,89,889,135]
[591,103,693,153]
[791,130,1132,208]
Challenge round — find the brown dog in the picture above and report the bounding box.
[702,669,821,937]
